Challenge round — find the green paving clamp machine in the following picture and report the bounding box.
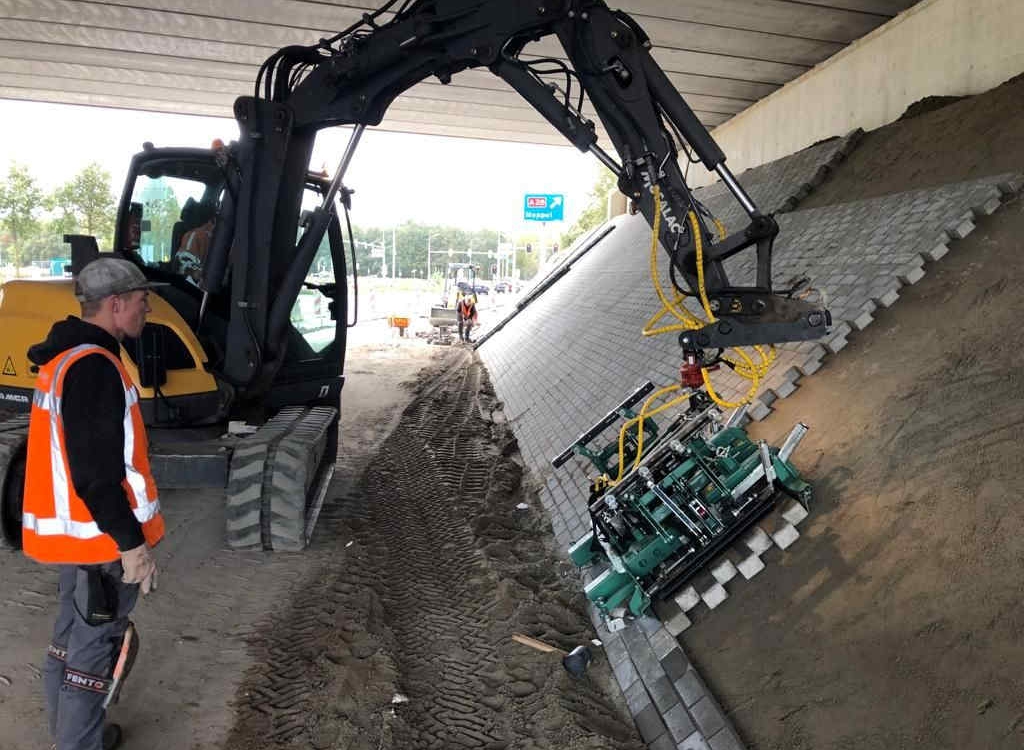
[553,383,812,619]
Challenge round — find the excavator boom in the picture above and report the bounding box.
[213,0,829,394]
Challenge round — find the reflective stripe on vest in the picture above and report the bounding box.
[22,344,164,564]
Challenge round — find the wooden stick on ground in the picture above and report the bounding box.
[511,633,567,656]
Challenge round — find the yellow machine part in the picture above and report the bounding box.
[0,279,217,400]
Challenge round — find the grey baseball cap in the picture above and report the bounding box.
[75,257,168,302]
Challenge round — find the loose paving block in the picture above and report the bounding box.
[771,522,800,550]
[700,583,729,610]
[710,558,738,585]
[736,553,765,580]
[781,499,809,526]
[742,526,773,555]
[674,585,702,612]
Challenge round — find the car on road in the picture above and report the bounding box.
[472,283,490,296]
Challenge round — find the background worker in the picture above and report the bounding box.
[457,292,478,343]
[22,257,166,750]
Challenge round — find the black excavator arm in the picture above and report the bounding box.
[209,0,830,391]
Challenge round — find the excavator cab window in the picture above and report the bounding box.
[122,156,224,288]
[286,182,342,357]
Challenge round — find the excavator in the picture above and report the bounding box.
[0,0,830,562]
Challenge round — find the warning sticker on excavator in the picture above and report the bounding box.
[2,356,15,377]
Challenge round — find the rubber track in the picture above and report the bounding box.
[225,407,336,551]
[225,351,642,750]
[0,416,29,551]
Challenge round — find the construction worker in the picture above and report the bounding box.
[173,214,215,285]
[23,257,167,750]
[457,292,478,343]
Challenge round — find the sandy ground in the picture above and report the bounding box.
[0,338,638,750]
[0,341,435,750]
[680,74,1024,749]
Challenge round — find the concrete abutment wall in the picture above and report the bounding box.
[691,0,1024,188]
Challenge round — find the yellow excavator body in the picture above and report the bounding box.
[0,278,217,400]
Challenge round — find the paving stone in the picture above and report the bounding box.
[674,668,708,708]
[780,365,802,384]
[665,610,693,637]
[741,526,773,555]
[674,586,702,612]
[898,265,926,285]
[660,647,690,682]
[637,614,664,637]
[663,702,698,742]
[736,552,765,580]
[708,727,746,750]
[710,558,738,585]
[771,522,800,550]
[946,217,975,240]
[679,731,712,750]
[624,679,651,715]
[648,734,677,750]
[690,696,727,737]
[634,703,668,744]
[747,401,772,422]
[603,633,630,666]
[872,288,900,308]
[781,498,809,526]
[613,655,640,688]
[823,335,848,354]
[700,583,729,609]
[648,627,680,660]
[797,357,824,376]
[650,674,682,713]
[852,309,874,331]
[923,243,949,262]
[772,379,799,399]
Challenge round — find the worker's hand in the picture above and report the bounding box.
[121,543,158,595]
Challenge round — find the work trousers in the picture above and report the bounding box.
[43,562,138,750]
[458,318,475,342]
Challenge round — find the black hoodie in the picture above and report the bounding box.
[27,316,145,552]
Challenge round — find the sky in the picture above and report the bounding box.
[0,99,602,232]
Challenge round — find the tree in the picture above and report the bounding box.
[560,168,617,249]
[51,163,117,249]
[0,163,44,272]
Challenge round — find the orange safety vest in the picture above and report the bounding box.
[458,299,476,320]
[22,344,164,565]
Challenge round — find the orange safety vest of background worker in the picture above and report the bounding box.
[22,345,165,565]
